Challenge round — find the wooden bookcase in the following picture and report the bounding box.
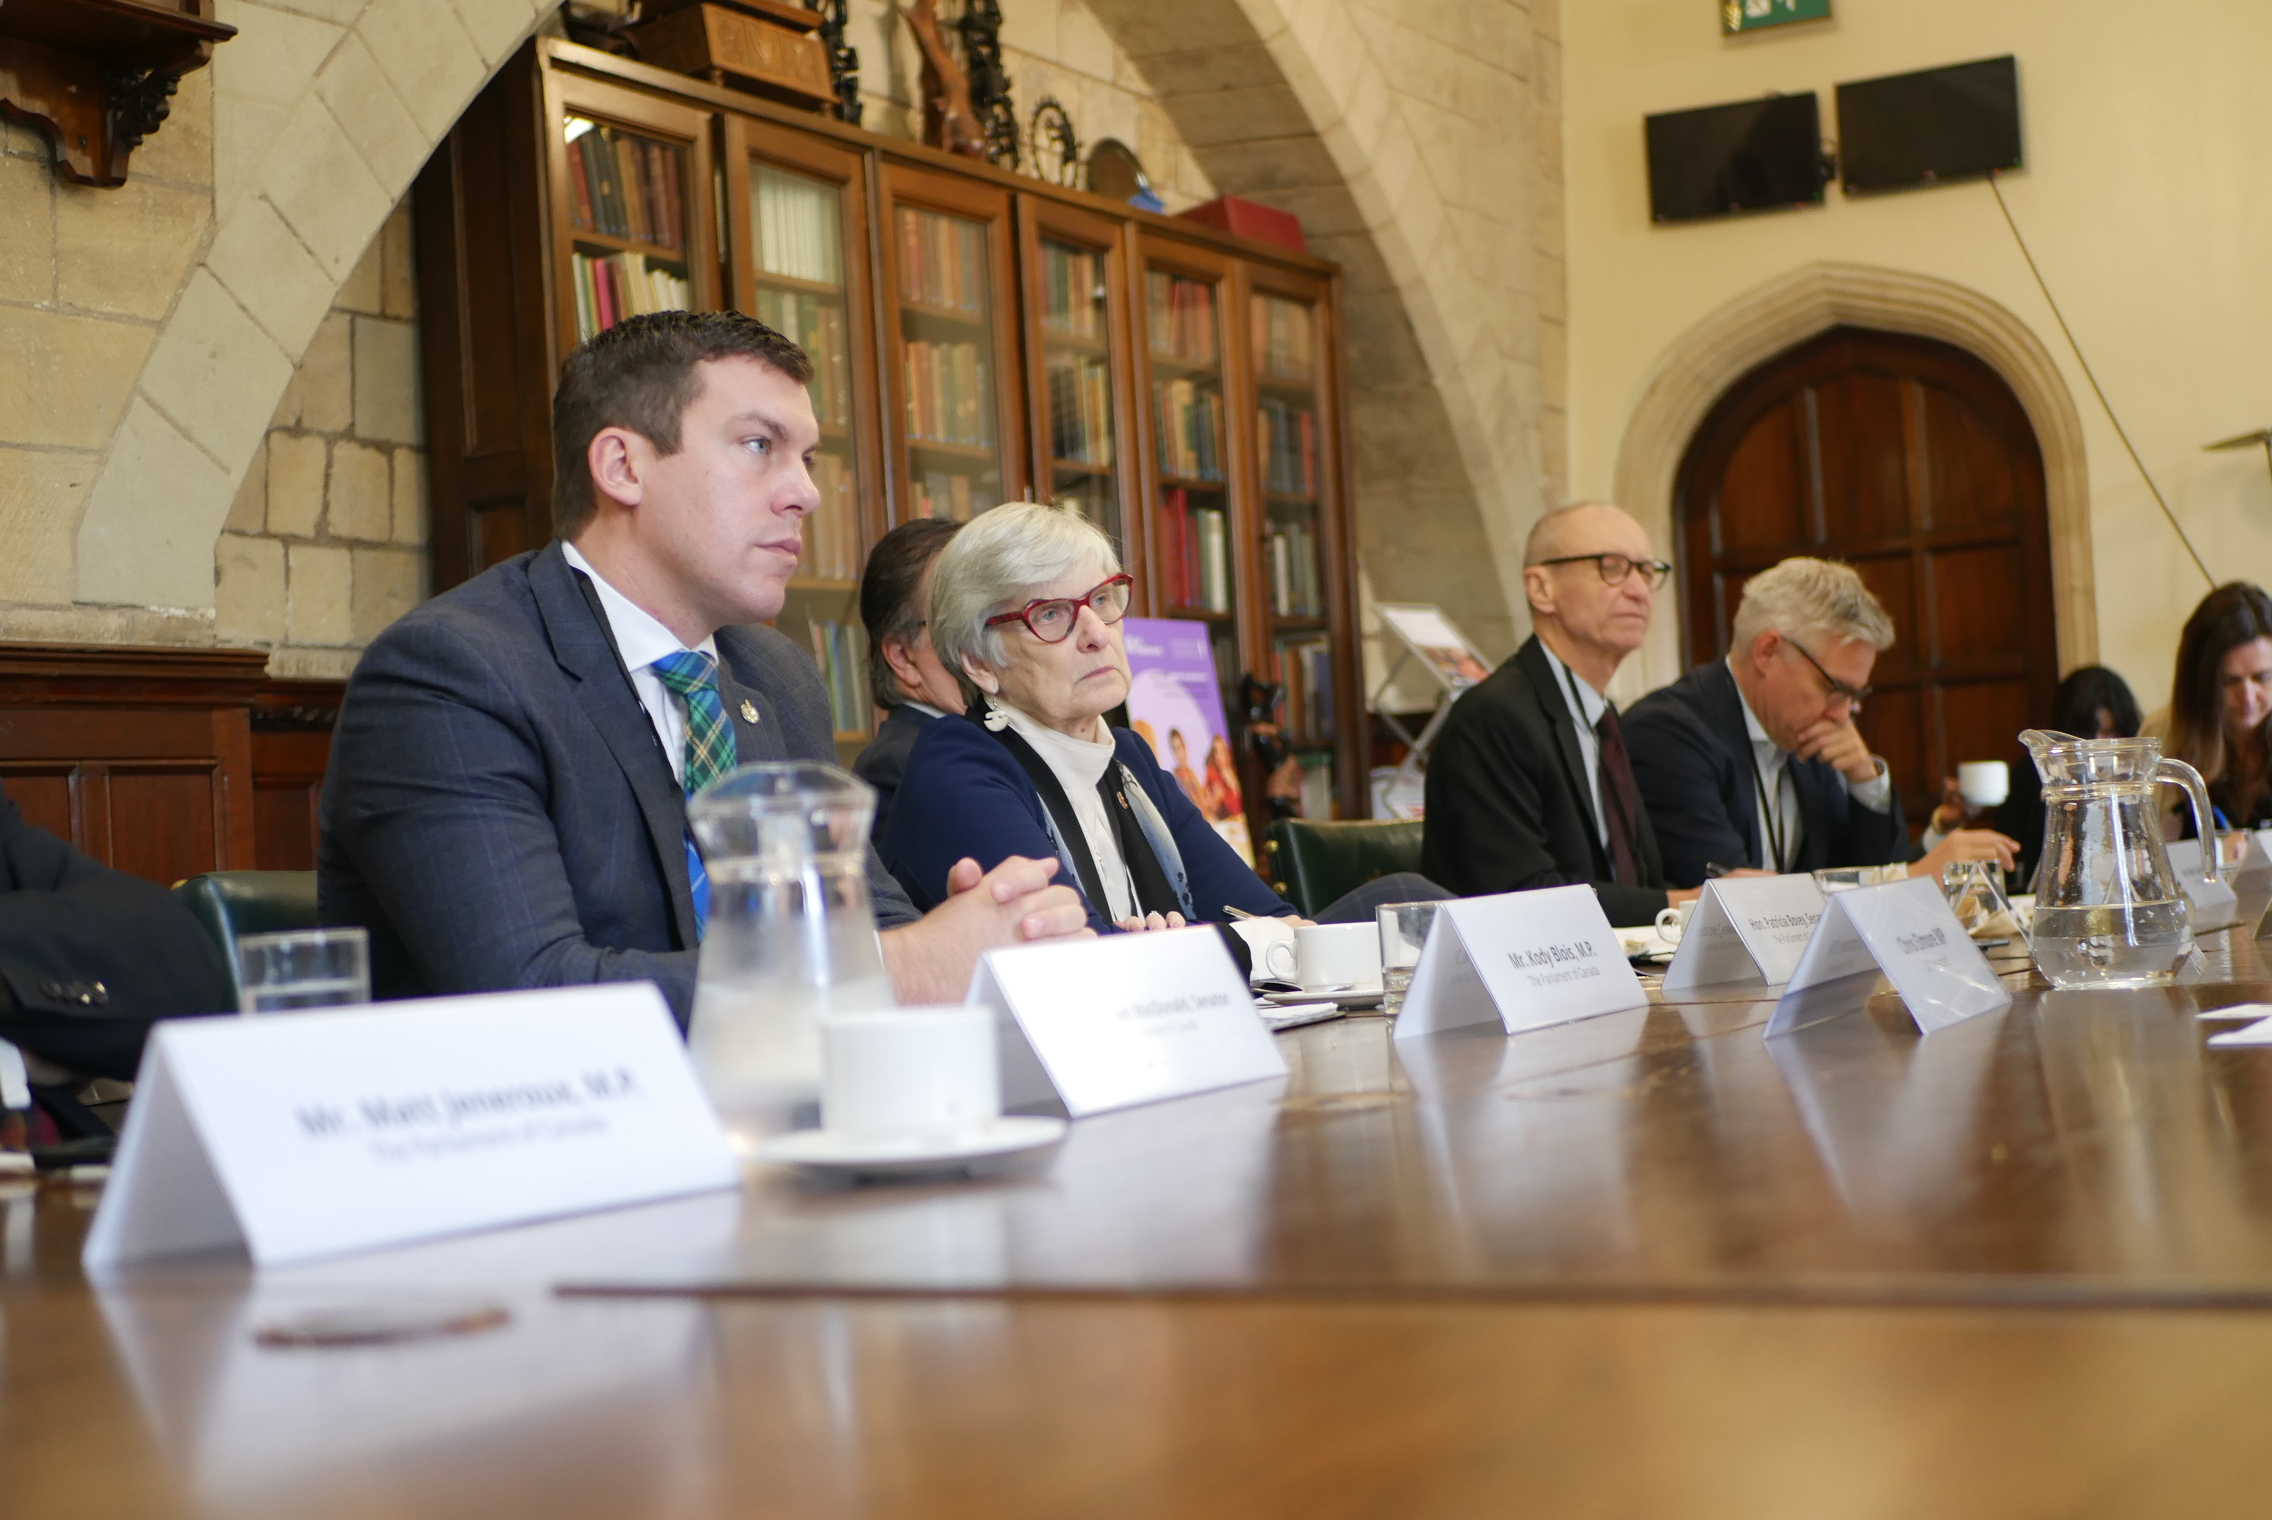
[417,37,1365,821]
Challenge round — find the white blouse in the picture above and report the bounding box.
[999,704,1136,922]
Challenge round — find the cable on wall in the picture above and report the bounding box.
[1987,170,2214,589]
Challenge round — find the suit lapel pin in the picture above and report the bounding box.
[740,700,759,723]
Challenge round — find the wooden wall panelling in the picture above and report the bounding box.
[250,681,344,872]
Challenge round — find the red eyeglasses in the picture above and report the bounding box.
[984,574,1135,644]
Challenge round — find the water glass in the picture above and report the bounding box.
[237,928,370,1014]
[1942,859,2018,940]
[1376,901,1441,1017]
[1812,864,1906,893]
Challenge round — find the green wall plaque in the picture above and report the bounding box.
[1722,0,1831,34]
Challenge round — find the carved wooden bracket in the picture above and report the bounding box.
[0,0,235,187]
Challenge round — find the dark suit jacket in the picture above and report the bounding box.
[319,541,919,1027]
[1623,658,1909,888]
[881,713,1290,933]
[1419,638,1671,927]
[0,785,230,1079]
[853,704,936,844]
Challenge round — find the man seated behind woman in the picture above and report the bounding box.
[881,502,1437,941]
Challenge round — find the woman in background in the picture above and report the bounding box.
[2150,582,2272,838]
[1927,665,2141,886]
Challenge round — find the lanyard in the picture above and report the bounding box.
[1752,753,1790,873]
[1555,659,1612,843]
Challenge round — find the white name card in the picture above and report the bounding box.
[1393,885,1648,1041]
[1765,875,2012,1038]
[968,928,1286,1118]
[84,984,739,1271]
[1659,875,1827,996]
[2166,838,2243,931]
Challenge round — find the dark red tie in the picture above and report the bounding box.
[1595,706,1644,887]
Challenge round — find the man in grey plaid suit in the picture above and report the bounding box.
[319,312,1088,1025]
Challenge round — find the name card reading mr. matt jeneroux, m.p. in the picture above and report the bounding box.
[1659,874,1826,996]
[1764,875,2011,1038]
[84,985,740,1270]
[1393,885,1648,1040]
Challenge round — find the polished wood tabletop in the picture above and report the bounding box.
[15,910,2272,1516]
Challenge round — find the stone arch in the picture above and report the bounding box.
[1084,0,1547,658]
[1608,261,2097,697]
[74,0,556,612]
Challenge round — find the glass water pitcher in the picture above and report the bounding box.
[2022,729,2221,988]
[686,762,896,1153]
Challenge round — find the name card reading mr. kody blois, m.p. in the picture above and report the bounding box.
[1393,885,1648,1040]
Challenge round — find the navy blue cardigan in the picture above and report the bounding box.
[880,713,1293,933]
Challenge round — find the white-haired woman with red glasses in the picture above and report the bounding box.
[880,502,1437,957]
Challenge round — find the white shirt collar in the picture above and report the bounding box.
[563,540,717,670]
[1727,656,1778,756]
[1000,703,1115,787]
[1536,639,1608,727]
[899,700,949,720]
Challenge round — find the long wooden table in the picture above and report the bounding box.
[14,917,2272,1515]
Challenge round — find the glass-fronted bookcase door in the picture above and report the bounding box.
[723,115,881,756]
[1132,235,1247,718]
[1244,264,1351,822]
[1015,195,1137,575]
[541,73,719,362]
[878,163,1024,525]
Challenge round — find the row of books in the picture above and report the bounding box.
[912,471,981,521]
[753,165,841,285]
[1046,354,1113,467]
[897,207,987,313]
[755,288,852,428]
[1159,489,1232,612]
[1267,520,1326,616]
[571,251,691,341]
[903,340,994,448]
[1147,271,1218,362]
[1252,293,1316,383]
[1257,398,1319,497]
[565,122,685,252]
[1042,243,1106,341]
[1275,636,1336,742]
[800,452,859,581]
[806,619,870,736]
[1154,379,1225,482]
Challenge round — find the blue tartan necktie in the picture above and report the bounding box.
[651,650,738,937]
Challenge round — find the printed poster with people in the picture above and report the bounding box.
[1121,619,1253,866]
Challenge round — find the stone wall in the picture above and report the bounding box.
[214,201,427,679]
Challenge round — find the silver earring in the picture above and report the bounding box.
[982,694,1010,731]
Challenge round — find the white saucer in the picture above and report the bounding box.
[756,1116,1068,1179]
[1262,986,1383,1010]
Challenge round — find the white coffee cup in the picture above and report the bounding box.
[819,1005,1000,1139]
[1228,915,1299,981]
[1957,760,2010,809]
[1654,899,1695,942]
[1296,922,1383,991]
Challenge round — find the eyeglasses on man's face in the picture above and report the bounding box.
[986,573,1135,644]
[1783,634,1873,707]
[1535,553,1673,591]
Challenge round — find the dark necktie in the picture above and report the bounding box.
[1595,705,1644,887]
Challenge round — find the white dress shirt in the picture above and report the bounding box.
[1000,704,1135,921]
[1727,657,1891,871]
[563,541,719,787]
[1537,640,1611,852]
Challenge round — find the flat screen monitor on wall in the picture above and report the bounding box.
[1645,94,1826,224]
[1836,56,2022,194]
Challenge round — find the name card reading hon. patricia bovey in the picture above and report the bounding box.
[968,928,1286,1118]
[1764,875,2011,1038]
[1393,885,1647,1040]
[1659,874,1827,996]
[83,985,739,1271]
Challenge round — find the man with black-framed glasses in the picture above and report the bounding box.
[1624,556,2016,886]
[1422,502,1697,926]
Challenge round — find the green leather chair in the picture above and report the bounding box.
[173,871,321,1009]
[1261,818,1426,919]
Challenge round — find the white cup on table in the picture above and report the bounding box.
[819,1006,1000,1140]
[1958,761,2011,810]
[1295,922,1383,992]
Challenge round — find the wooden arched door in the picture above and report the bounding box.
[1675,326,2059,837]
